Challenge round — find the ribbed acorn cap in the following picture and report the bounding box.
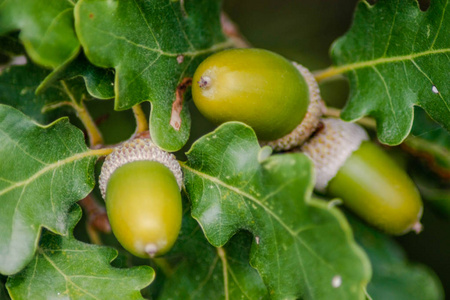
[300,118,369,193]
[99,138,183,199]
[261,62,325,151]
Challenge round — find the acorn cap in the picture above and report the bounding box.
[99,138,183,199]
[261,62,325,151]
[300,118,369,193]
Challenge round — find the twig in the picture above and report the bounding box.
[78,194,111,245]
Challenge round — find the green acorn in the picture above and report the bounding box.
[99,138,183,257]
[192,48,324,151]
[300,118,423,235]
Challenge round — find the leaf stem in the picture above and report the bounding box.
[88,148,114,157]
[217,247,229,300]
[41,101,76,112]
[314,47,450,82]
[313,66,346,82]
[132,104,149,134]
[60,80,104,147]
[76,102,104,147]
[324,107,377,129]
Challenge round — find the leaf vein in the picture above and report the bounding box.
[409,58,450,112]
[430,0,448,49]
[382,0,399,57]
[371,66,399,130]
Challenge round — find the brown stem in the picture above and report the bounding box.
[78,194,111,235]
[170,77,192,131]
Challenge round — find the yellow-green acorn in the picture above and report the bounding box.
[192,48,324,151]
[99,139,183,257]
[300,118,423,235]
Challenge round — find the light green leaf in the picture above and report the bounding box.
[159,202,268,299]
[37,54,115,100]
[0,105,106,275]
[74,0,233,151]
[0,0,80,68]
[330,0,450,145]
[7,205,154,299]
[182,122,371,300]
[348,215,444,300]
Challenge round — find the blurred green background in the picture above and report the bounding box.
[222,0,449,295]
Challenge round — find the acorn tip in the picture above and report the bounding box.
[145,244,158,258]
[412,221,423,234]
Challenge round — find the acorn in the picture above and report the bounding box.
[192,48,324,151]
[99,138,183,257]
[300,118,423,235]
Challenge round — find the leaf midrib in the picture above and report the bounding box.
[337,47,450,74]
[0,149,109,197]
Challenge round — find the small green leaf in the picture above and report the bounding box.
[348,215,444,300]
[0,0,80,68]
[182,122,371,300]
[0,105,105,275]
[37,54,115,100]
[159,202,268,299]
[7,205,154,299]
[0,63,70,123]
[74,0,233,151]
[331,0,450,145]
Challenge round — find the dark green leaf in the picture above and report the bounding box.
[331,0,450,145]
[74,0,233,151]
[37,54,115,100]
[0,105,106,275]
[7,205,154,299]
[0,63,71,124]
[348,215,444,300]
[182,122,371,300]
[159,202,268,299]
[0,0,80,68]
